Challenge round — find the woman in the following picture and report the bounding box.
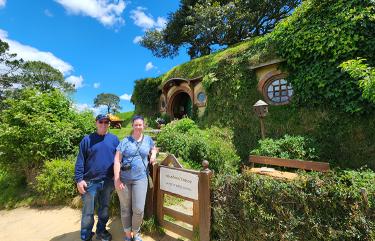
[114,115,157,241]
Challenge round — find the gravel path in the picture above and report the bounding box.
[0,207,180,241]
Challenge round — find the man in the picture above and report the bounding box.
[75,114,119,241]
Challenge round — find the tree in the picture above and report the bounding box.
[21,61,74,92]
[141,0,300,59]
[94,93,121,114]
[1,39,74,110]
[0,39,23,103]
[0,88,95,184]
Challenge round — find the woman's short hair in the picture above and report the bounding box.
[132,115,144,123]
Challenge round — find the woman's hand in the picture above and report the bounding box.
[114,178,125,190]
[149,146,158,164]
[149,155,156,164]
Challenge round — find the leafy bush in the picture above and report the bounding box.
[212,169,375,240]
[157,119,240,173]
[35,158,76,204]
[340,58,375,104]
[251,134,318,160]
[0,88,95,183]
[0,166,27,209]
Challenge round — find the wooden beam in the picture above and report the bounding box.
[160,165,201,175]
[156,186,165,225]
[161,220,194,240]
[162,190,197,203]
[163,206,194,225]
[249,155,330,172]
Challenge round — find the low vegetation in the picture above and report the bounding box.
[212,169,375,241]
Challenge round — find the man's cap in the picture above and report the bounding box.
[96,114,110,121]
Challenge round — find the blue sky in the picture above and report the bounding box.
[0,0,189,113]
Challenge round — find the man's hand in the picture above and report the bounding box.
[77,180,87,194]
[115,178,125,190]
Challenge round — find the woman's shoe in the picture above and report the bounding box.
[123,237,132,241]
[133,233,142,241]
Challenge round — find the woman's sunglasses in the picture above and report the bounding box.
[98,121,109,124]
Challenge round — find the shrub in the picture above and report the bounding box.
[205,127,241,173]
[0,166,27,209]
[340,58,375,104]
[251,134,318,160]
[157,119,240,173]
[35,158,76,204]
[211,169,375,240]
[0,88,95,183]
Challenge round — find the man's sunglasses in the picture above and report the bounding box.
[98,121,109,124]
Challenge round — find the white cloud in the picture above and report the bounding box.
[145,62,155,71]
[130,7,166,31]
[0,0,6,8]
[0,29,73,75]
[44,9,54,17]
[133,36,143,44]
[120,93,132,101]
[55,0,126,27]
[73,103,106,115]
[66,75,84,89]
[93,82,100,88]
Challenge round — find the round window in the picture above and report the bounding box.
[197,92,207,103]
[265,78,293,104]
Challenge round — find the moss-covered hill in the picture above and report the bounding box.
[132,0,375,170]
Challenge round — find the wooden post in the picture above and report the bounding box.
[259,117,265,139]
[156,163,164,225]
[199,160,212,241]
[144,163,158,218]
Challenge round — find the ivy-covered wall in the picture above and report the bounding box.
[132,0,375,170]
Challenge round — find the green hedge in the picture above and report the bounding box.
[212,170,375,241]
[251,135,318,160]
[35,158,77,204]
[157,119,240,174]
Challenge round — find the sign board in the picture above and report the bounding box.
[160,167,199,200]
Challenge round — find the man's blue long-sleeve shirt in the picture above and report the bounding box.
[74,132,119,183]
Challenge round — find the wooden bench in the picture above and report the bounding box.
[249,155,329,172]
[247,155,330,180]
[249,155,330,172]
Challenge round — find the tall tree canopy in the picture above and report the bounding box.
[0,39,23,101]
[21,61,74,92]
[0,39,74,108]
[94,93,121,114]
[141,0,301,59]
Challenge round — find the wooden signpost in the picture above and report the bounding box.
[146,154,212,241]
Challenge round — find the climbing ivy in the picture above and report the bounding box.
[131,0,375,169]
[272,0,375,113]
